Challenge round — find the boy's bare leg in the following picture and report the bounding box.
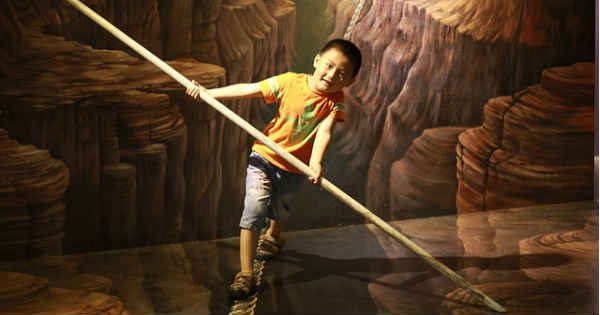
[240,228,258,274]
[265,219,284,241]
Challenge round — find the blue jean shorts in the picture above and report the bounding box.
[239,151,303,231]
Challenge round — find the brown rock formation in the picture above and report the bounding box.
[76,250,156,313]
[453,63,594,287]
[0,0,295,249]
[0,28,227,250]
[0,129,69,260]
[329,0,594,219]
[134,245,212,314]
[121,144,167,246]
[0,271,129,315]
[191,0,223,64]
[487,201,592,255]
[53,273,113,294]
[327,0,359,40]
[519,215,598,284]
[389,126,468,220]
[157,0,193,60]
[250,0,296,136]
[47,0,162,58]
[163,128,188,243]
[0,1,28,60]
[264,0,296,75]
[177,69,228,241]
[0,271,48,301]
[0,255,123,304]
[441,280,597,315]
[100,163,137,249]
[455,202,595,287]
[456,63,594,213]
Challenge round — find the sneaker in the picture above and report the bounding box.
[229,271,256,300]
[256,234,285,260]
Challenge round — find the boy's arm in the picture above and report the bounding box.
[308,112,337,184]
[187,80,262,101]
[209,83,263,100]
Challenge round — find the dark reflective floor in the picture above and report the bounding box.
[1,201,598,314]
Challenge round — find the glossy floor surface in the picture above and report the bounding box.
[1,201,598,314]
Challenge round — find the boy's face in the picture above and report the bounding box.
[311,48,355,93]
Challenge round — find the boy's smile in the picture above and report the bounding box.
[309,48,355,94]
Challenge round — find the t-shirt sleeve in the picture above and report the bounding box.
[332,103,345,122]
[258,72,290,104]
[331,94,346,122]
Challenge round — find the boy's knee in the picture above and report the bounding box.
[240,195,270,231]
[239,214,268,231]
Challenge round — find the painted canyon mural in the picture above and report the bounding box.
[0,0,596,314]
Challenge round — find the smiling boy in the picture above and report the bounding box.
[187,39,362,299]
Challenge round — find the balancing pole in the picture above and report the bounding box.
[63,0,505,312]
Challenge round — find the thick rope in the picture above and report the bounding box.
[343,0,369,40]
[228,258,265,315]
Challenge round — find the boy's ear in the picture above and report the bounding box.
[313,54,321,68]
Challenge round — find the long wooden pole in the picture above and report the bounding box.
[63,0,505,312]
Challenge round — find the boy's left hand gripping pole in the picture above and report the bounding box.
[63,0,506,312]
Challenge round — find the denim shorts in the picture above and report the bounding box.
[239,151,303,231]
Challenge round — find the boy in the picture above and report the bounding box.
[187,39,361,300]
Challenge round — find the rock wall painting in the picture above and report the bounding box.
[0,0,295,254]
[0,0,595,258]
[327,0,594,221]
[0,1,597,314]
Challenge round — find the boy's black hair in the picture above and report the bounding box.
[319,39,362,77]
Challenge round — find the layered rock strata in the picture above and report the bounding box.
[441,280,597,315]
[328,0,594,219]
[389,126,468,220]
[0,0,297,252]
[0,29,226,251]
[0,266,128,315]
[456,63,594,213]
[0,129,69,260]
[519,215,598,284]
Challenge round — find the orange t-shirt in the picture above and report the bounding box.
[253,72,345,173]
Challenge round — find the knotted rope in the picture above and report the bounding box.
[343,0,369,40]
[228,259,265,315]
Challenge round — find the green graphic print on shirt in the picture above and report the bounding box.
[287,101,323,145]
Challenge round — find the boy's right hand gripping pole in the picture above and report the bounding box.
[63,0,505,312]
